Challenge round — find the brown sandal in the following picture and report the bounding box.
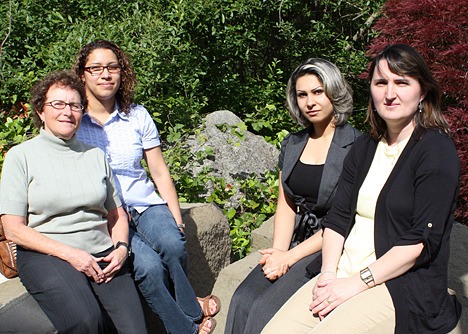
[198,316,217,334]
[197,295,221,317]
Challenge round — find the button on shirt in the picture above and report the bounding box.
[77,104,166,212]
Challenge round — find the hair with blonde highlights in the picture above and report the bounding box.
[286,58,353,127]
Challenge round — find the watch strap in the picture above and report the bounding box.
[115,241,131,257]
[360,267,375,287]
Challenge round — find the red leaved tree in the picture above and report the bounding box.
[366,0,468,224]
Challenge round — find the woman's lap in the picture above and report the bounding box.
[262,276,395,334]
[129,204,186,256]
[18,248,146,333]
[226,252,318,334]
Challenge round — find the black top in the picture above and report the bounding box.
[278,123,361,248]
[287,161,324,205]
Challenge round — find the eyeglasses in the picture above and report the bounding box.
[84,64,121,76]
[44,100,84,112]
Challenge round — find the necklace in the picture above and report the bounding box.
[384,144,401,165]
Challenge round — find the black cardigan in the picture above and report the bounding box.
[321,128,462,333]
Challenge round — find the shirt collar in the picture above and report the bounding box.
[113,102,129,121]
[83,102,129,126]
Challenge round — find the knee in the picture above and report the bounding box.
[133,252,166,282]
[159,236,187,263]
[55,306,104,333]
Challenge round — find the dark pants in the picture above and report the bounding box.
[17,247,147,334]
[225,252,320,334]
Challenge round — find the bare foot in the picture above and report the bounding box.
[198,317,216,334]
[197,295,221,317]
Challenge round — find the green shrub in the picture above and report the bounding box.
[1,0,386,258]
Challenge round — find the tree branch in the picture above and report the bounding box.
[345,10,381,51]
[0,0,13,79]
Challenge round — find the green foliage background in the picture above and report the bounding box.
[0,0,385,259]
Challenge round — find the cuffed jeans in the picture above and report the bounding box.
[129,204,203,334]
[17,247,147,334]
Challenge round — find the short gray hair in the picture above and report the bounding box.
[286,58,353,127]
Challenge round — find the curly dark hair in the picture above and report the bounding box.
[74,40,136,114]
[30,70,87,129]
[366,44,449,139]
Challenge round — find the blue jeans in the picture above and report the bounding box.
[129,204,203,334]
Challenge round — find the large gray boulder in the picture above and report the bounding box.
[186,110,279,206]
[182,202,231,296]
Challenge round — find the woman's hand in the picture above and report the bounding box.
[310,274,367,320]
[312,271,337,298]
[259,248,293,281]
[65,248,105,283]
[100,247,128,283]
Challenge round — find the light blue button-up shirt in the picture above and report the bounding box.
[77,104,166,212]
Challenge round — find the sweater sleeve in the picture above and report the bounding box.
[394,132,459,266]
[0,147,29,217]
[103,155,122,212]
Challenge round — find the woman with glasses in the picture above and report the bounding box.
[74,40,219,334]
[0,70,147,333]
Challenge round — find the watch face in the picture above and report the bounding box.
[360,268,374,285]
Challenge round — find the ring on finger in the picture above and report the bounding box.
[265,268,271,274]
[326,298,334,305]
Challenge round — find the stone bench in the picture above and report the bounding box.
[0,203,231,333]
[212,218,468,333]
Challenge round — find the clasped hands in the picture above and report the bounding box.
[66,246,128,284]
[258,248,292,281]
[310,272,367,320]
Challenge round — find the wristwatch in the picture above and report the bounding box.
[115,241,131,257]
[360,267,375,287]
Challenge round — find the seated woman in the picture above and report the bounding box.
[225,58,360,334]
[0,70,147,334]
[262,44,462,333]
[74,40,219,334]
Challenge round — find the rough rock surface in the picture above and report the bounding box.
[193,110,278,180]
[186,110,279,206]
